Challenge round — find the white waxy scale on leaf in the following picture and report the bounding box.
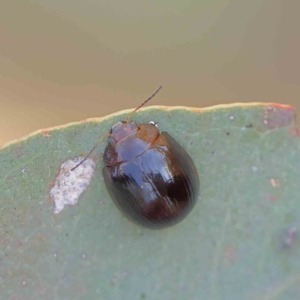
[50,157,96,214]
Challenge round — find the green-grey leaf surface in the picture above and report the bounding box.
[1,103,300,300]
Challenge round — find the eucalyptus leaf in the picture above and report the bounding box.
[1,104,299,300]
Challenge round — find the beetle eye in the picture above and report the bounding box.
[149,121,158,127]
[110,121,124,133]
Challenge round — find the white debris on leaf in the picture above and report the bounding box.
[50,157,96,214]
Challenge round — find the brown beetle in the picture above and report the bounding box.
[73,86,199,229]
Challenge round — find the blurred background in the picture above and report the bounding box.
[0,0,299,146]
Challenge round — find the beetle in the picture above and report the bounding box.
[72,86,199,229]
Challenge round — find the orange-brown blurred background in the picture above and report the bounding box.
[1,0,299,146]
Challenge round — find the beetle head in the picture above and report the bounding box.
[109,121,139,144]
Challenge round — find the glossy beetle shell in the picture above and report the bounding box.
[103,121,199,229]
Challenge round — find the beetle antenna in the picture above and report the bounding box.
[71,133,110,171]
[126,85,163,123]
[71,85,162,172]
